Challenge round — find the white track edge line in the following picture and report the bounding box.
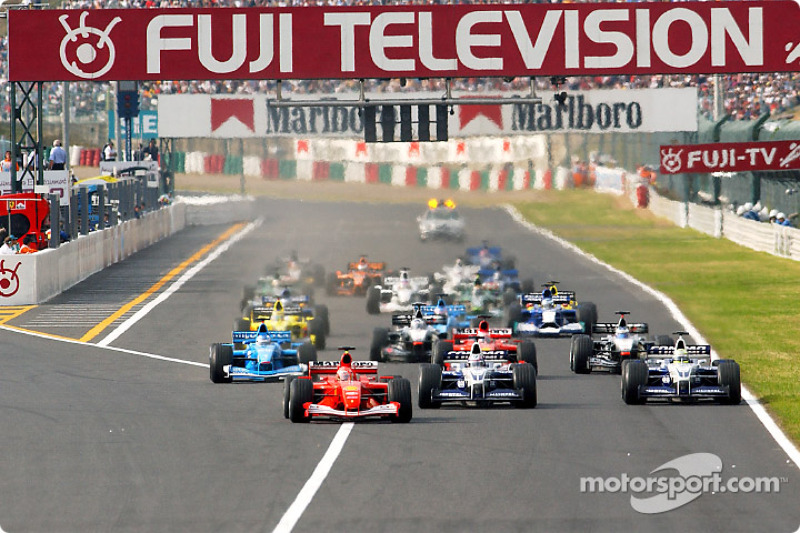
[97,218,262,346]
[272,422,355,533]
[503,204,800,469]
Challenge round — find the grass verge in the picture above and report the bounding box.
[516,189,800,445]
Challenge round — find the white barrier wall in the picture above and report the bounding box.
[0,197,255,306]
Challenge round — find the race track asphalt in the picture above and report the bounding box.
[0,197,797,533]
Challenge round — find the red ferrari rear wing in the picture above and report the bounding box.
[308,361,378,375]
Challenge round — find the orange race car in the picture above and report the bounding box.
[326,255,388,297]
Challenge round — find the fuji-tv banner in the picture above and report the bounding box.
[158,88,696,138]
[660,140,800,174]
[9,2,800,82]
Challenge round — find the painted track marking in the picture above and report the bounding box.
[272,423,355,533]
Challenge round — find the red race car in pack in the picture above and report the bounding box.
[326,255,388,297]
[432,318,538,373]
[283,347,412,423]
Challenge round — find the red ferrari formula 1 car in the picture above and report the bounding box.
[432,318,538,373]
[283,347,412,423]
[326,256,388,297]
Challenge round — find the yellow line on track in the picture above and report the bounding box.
[0,305,38,324]
[79,223,246,343]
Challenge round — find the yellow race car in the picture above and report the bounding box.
[235,299,327,349]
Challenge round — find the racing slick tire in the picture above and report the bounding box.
[298,342,318,364]
[309,319,326,350]
[234,317,250,332]
[655,334,673,346]
[571,334,592,374]
[622,360,648,405]
[240,285,255,310]
[505,302,523,330]
[326,273,339,297]
[388,378,413,423]
[432,339,453,366]
[289,378,313,423]
[716,360,742,405]
[512,363,537,408]
[366,287,381,315]
[315,304,330,336]
[370,328,389,362]
[521,278,535,295]
[210,343,233,383]
[518,340,538,374]
[418,363,443,409]
[283,376,297,419]
[502,288,518,307]
[577,302,598,334]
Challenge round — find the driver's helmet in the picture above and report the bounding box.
[256,332,271,346]
[410,318,426,331]
[542,289,554,309]
[468,350,486,368]
[357,260,368,271]
[434,301,447,316]
[455,258,463,267]
[674,348,689,362]
[492,271,502,282]
[337,367,352,381]
[616,327,630,339]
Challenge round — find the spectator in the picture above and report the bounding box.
[142,138,159,162]
[0,150,15,172]
[0,235,17,254]
[102,140,117,162]
[49,139,67,170]
[776,212,793,227]
[17,234,37,254]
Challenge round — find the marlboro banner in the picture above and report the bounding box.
[9,1,800,82]
[660,141,800,174]
[159,88,696,138]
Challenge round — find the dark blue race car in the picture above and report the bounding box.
[209,323,317,383]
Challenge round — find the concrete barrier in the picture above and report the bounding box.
[0,196,256,306]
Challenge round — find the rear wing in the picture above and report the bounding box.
[232,330,292,344]
[262,295,310,306]
[466,246,501,257]
[348,261,386,271]
[477,267,518,279]
[249,306,273,321]
[383,275,429,286]
[593,323,649,334]
[419,304,466,316]
[443,350,510,363]
[521,292,575,305]
[392,313,413,327]
[453,327,513,340]
[308,360,378,375]
[646,345,711,358]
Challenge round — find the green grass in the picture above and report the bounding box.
[515,190,800,445]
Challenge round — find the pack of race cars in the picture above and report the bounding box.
[210,225,741,424]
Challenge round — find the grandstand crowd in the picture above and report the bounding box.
[1,0,799,124]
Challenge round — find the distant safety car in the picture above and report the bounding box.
[284,347,412,423]
[621,332,741,405]
[418,198,465,242]
[209,324,317,383]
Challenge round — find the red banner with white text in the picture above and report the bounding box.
[8,1,800,82]
[660,141,800,175]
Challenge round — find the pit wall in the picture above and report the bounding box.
[0,197,256,306]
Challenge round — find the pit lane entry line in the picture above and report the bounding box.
[83,219,260,345]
